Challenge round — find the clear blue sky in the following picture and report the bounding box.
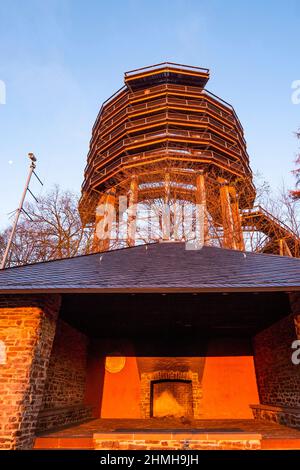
[0,0,299,228]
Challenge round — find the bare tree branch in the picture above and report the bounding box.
[0,186,93,267]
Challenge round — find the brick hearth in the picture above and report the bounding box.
[34,418,300,450]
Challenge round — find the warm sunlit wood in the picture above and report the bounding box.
[79,63,300,256]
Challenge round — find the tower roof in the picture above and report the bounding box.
[124,62,210,89]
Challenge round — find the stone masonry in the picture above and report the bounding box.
[253,312,300,408]
[252,293,300,428]
[42,320,88,409]
[36,319,91,432]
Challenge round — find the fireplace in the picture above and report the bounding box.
[151,379,193,418]
[140,370,202,419]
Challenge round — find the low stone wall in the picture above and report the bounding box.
[36,405,94,433]
[93,432,261,450]
[250,404,300,429]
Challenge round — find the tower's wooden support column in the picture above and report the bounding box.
[195,171,209,245]
[164,171,171,204]
[127,175,138,247]
[279,238,292,257]
[93,188,116,252]
[218,179,245,250]
[229,186,245,251]
[93,193,106,252]
[218,178,235,249]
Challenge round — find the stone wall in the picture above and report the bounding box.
[36,405,94,433]
[253,311,300,409]
[0,294,61,449]
[250,404,300,429]
[290,293,300,340]
[42,319,88,409]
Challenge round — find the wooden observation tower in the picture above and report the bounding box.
[79,63,300,256]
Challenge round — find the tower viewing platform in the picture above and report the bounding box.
[79,63,299,257]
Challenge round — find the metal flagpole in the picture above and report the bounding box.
[1,153,37,270]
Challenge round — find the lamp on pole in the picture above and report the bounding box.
[1,153,37,270]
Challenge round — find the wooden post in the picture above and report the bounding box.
[172,201,183,241]
[279,239,283,256]
[162,172,171,240]
[127,175,138,247]
[164,171,170,204]
[93,193,106,252]
[218,178,236,249]
[195,171,209,245]
[229,186,245,251]
[279,238,292,257]
[93,188,116,252]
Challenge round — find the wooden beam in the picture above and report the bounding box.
[164,171,171,205]
[92,193,106,252]
[195,171,209,245]
[218,178,236,249]
[279,238,292,257]
[94,188,116,252]
[229,186,245,251]
[162,172,171,240]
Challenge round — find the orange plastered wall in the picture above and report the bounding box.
[201,355,259,419]
[100,357,141,418]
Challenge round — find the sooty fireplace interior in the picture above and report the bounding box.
[140,369,202,419]
[151,379,193,418]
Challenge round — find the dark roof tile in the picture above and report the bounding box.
[0,242,300,293]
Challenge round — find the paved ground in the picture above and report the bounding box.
[37,418,300,439]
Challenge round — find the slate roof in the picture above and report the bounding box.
[0,241,300,293]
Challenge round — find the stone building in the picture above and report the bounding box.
[0,64,300,450]
[0,243,300,449]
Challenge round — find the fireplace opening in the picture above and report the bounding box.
[150,379,193,418]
